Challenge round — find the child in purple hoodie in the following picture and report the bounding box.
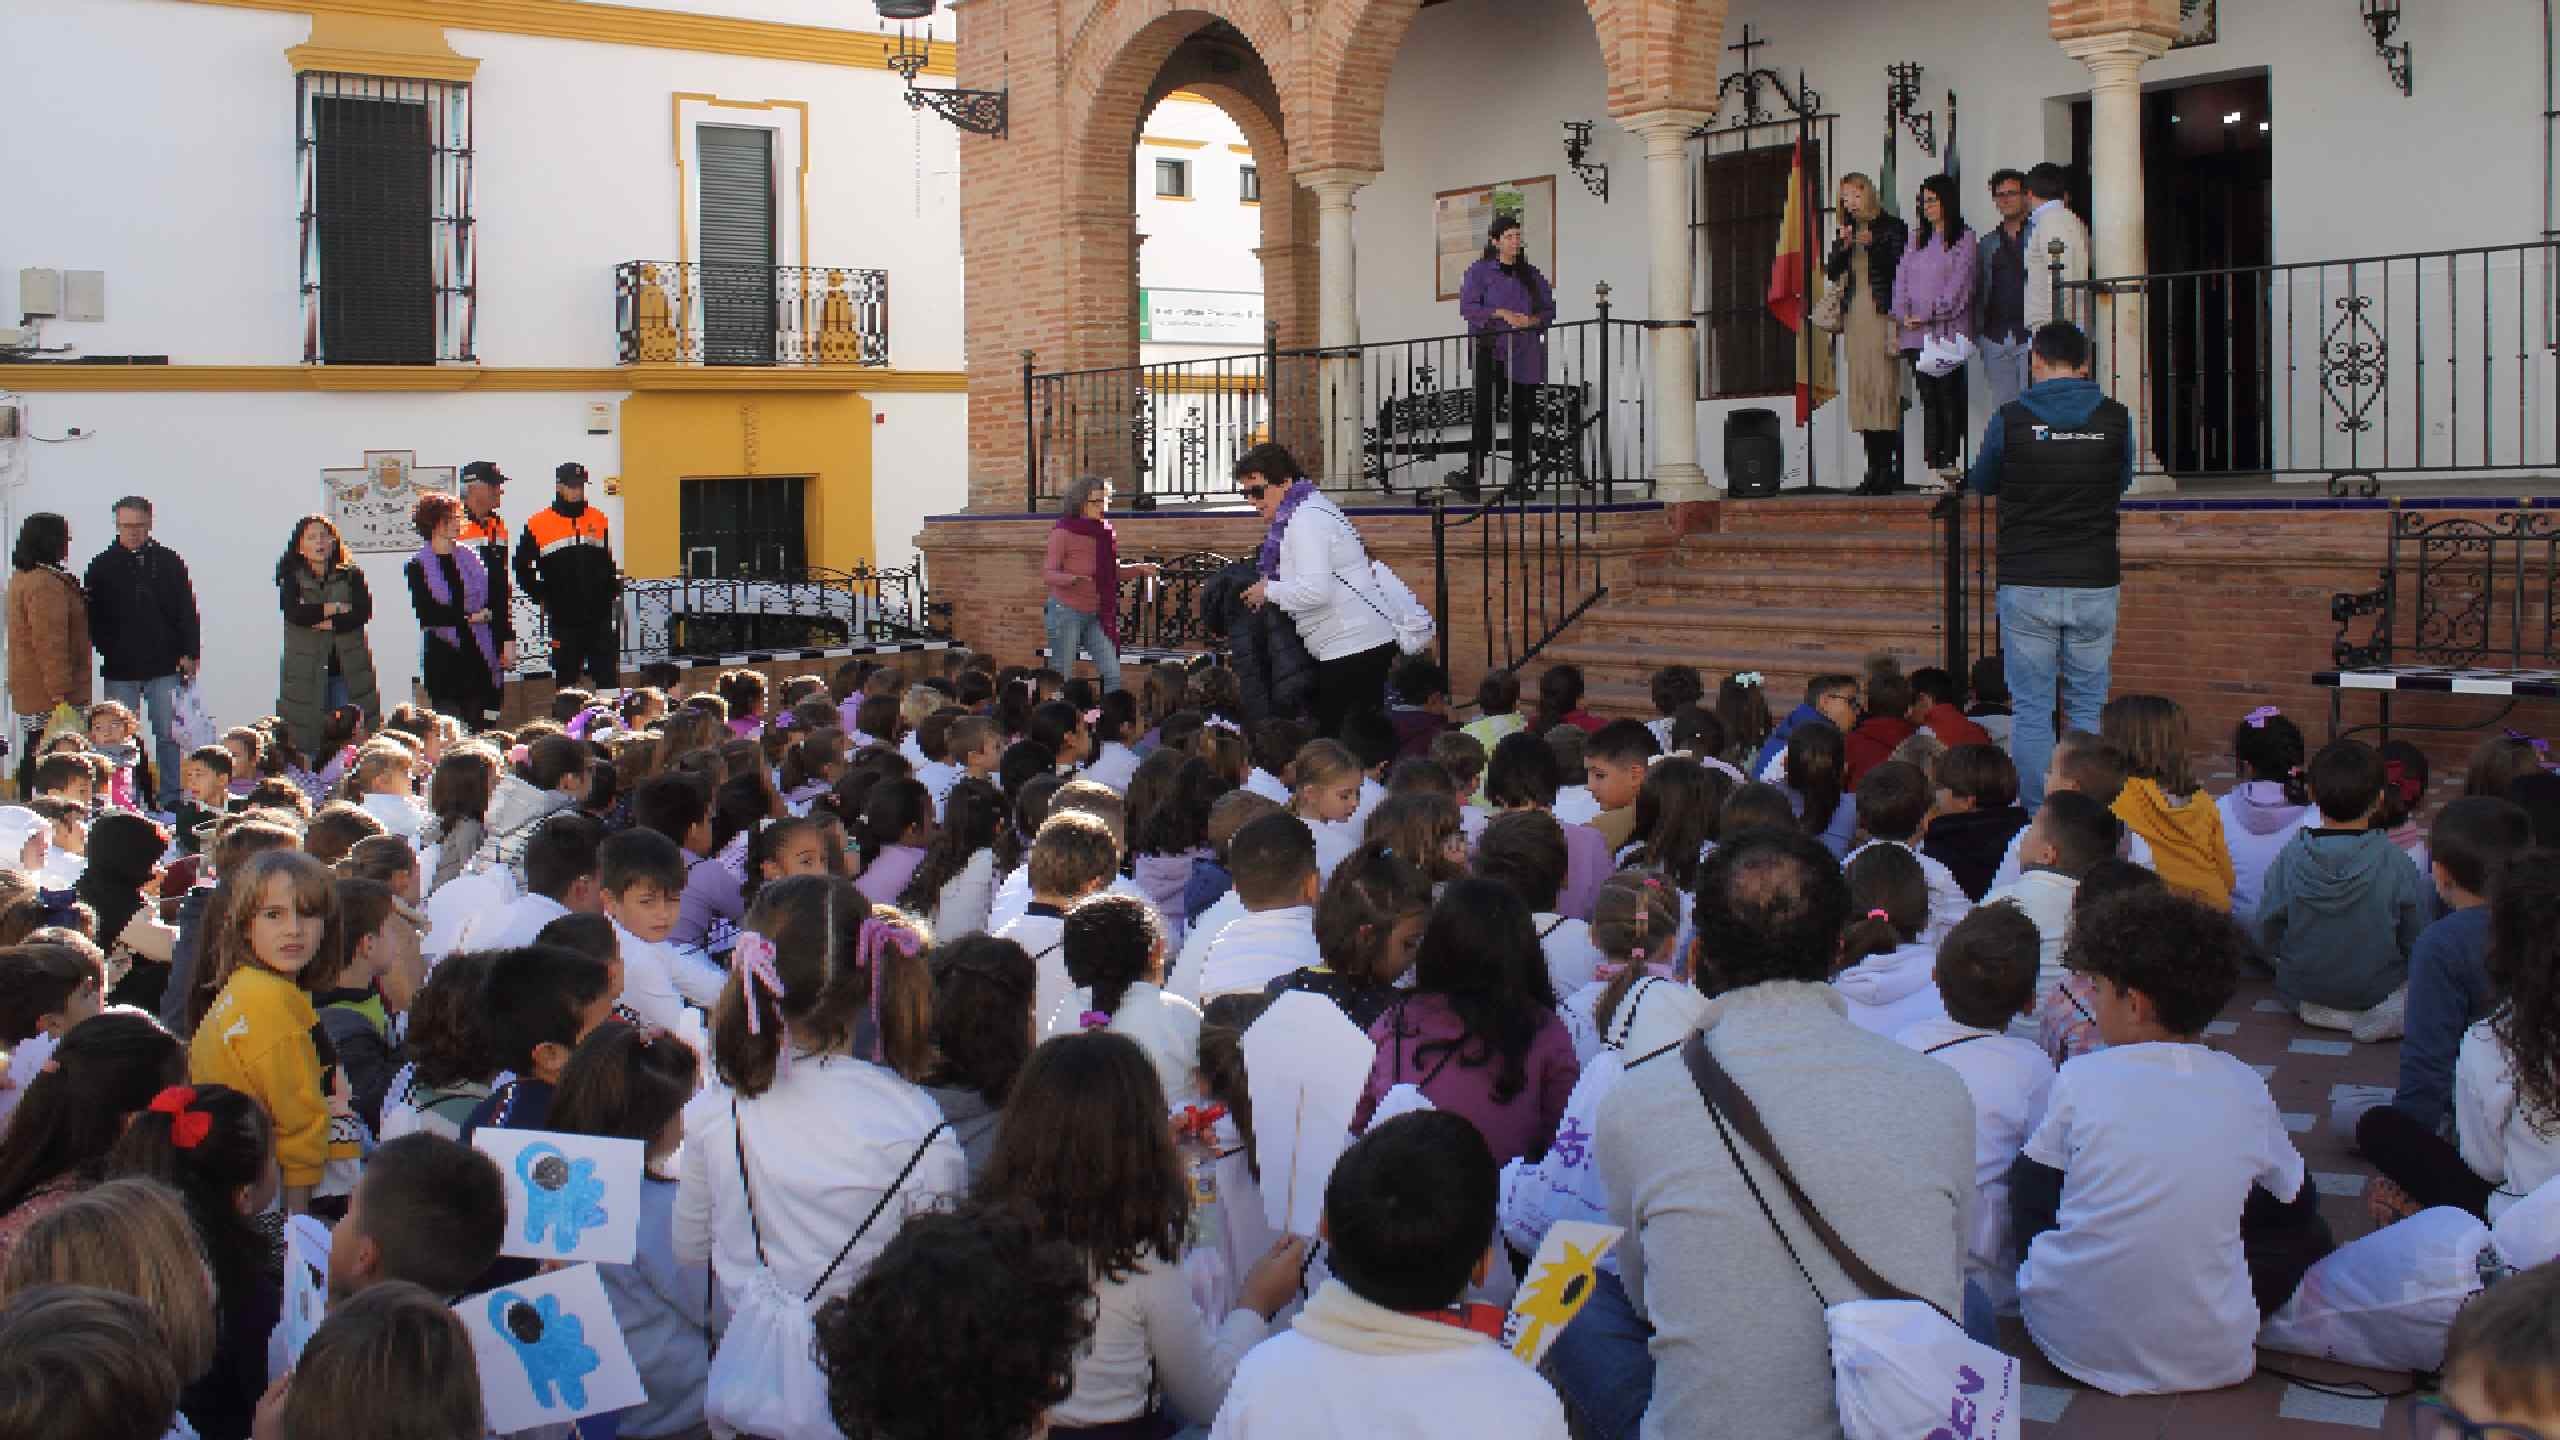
[2219,709,2317,920]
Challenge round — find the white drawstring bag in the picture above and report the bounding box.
[1684,1033,2021,1440]
[1917,330,1976,379]
[2257,1206,2492,1373]
[704,1102,949,1440]
[172,680,219,752]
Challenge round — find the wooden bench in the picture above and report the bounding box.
[2314,503,2560,740]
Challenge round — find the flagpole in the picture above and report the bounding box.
[1800,82,1819,494]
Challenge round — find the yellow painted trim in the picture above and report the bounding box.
[1140,135,1211,150]
[619,390,875,577]
[286,14,480,80]
[672,94,810,282]
[1228,144,1254,155]
[1156,193,1196,203]
[1163,89,1211,105]
[187,0,955,75]
[0,365,967,394]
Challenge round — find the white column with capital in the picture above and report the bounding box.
[1303,167,1379,488]
[1623,110,1715,500]
[2062,30,2174,490]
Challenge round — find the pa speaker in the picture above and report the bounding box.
[1725,408,1783,498]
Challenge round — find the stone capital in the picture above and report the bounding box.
[1297,166,1382,205]
[2058,29,2175,74]
[1618,108,1716,152]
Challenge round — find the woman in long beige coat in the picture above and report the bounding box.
[7,512,92,794]
[1824,172,1912,494]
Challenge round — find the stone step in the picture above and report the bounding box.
[1615,561,1945,607]
[1569,604,1943,650]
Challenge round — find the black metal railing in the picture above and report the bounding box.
[2331,505,2560,673]
[1024,286,1676,507]
[506,563,947,677]
[1933,491,2000,703]
[1115,550,1234,656]
[2059,241,2560,491]
[616,261,890,367]
[1431,488,1608,679]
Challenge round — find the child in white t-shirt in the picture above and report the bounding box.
[1893,903,2055,1316]
[1046,893,1203,1104]
[2014,887,2312,1396]
[1982,791,2116,1003]
[1846,762,1968,944]
[1287,740,1367,883]
[995,811,1117,1030]
[1185,814,1323,1003]
[1213,1111,1569,1440]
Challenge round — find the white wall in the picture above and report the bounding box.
[1355,0,2555,487]
[869,391,968,569]
[1138,95,1267,366]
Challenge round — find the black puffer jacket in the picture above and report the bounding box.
[1202,559,1315,727]
[1825,212,1910,315]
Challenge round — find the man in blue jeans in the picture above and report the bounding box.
[1965,322,2133,811]
[84,496,201,810]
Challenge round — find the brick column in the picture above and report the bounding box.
[1622,109,1714,500]
[2060,28,2174,490]
[1303,166,1379,487]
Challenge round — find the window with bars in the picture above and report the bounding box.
[1238,164,1260,203]
[297,72,474,364]
[1692,139,1821,399]
[1155,158,1190,198]
[681,476,808,579]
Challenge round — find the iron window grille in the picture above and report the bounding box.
[1691,135,1827,400]
[297,71,474,364]
[681,475,809,580]
[1239,164,1260,203]
[1155,158,1191,199]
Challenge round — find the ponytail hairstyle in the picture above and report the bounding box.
[1669,706,1729,764]
[1060,893,1163,1021]
[337,833,418,890]
[426,744,500,832]
[1715,673,1775,770]
[2376,739,2431,832]
[744,814,826,910]
[1783,721,1848,842]
[0,1011,185,1216]
[342,743,415,803]
[1186,723,1250,790]
[709,772,771,861]
[1628,756,1728,892]
[2487,853,2560,1133]
[1136,758,1231,860]
[550,1020,701,1172]
[1530,664,1588,736]
[2099,693,2197,796]
[924,934,1037,1104]
[1122,750,1188,858]
[1092,691,1141,751]
[1196,993,1270,1178]
[2232,708,2311,806]
[860,778,933,869]
[1400,878,1555,1105]
[1140,664,1187,730]
[759,714,800,774]
[1839,844,1928,969]
[902,777,1006,915]
[107,1082,273,1311]
[1588,866,1683,1038]
[779,730,847,796]
[1182,666,1243,724]
[1286,740,1363,812]
[994,678,1036,744]
[715,875,934,1096]
[1359,793,1465,885]
[1314,842,1435,987]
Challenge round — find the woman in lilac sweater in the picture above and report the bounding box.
[1041,476,1158,695]
[1892,174,1979,481]
[1353,878,1578,1167]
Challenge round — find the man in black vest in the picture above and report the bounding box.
[1965,321,2133,811]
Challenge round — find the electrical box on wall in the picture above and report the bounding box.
[585,402,613,435]
[19,269,60,319]
[61,272,104,323]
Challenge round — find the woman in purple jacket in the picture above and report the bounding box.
[1893,174,1979,484]
[1458,216,1556,500]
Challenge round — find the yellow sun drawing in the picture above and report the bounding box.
[1510,1236,1608,1363]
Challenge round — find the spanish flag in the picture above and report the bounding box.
[1766,140,1838,424]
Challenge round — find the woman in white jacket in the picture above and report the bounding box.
[1233,444,1403,740]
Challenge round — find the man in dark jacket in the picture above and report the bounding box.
[1965,322,2133,811]
[513,463,621,689]
[86,495,201,809]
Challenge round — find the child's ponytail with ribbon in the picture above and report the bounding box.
[719,874,936,1094]
[105,1082,271,1317]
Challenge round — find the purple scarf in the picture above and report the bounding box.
[1256,479,1318,580]
[1055,513,1120,635]
[415,542,502,687]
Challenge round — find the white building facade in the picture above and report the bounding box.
[1,0,968,728]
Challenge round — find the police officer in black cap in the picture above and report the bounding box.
[456,461,518,675]
[512,462,621,689]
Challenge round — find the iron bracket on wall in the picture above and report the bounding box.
[887,27,1009,137]
[1562,121,1609,201]
[2362,2,2415,96]
[1887,62,1937,156]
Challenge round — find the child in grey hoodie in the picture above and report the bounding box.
[2259,739,2426,1031]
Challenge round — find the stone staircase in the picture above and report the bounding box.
[1536,496,1971,718]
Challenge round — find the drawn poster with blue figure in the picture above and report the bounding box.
[474,1127,645,1265]
[457,1263,647,1432]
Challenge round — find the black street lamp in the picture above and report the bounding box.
[2361,0,2414,96]
[878,1,1010,138]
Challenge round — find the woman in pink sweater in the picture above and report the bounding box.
[1043,477,1158,695]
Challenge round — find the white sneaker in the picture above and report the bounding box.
[2297,1001,2360,1032]
[2351,986,2410,1044]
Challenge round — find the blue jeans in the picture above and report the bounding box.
[1545,1268,1654,1440]
[105,673,185,809]
[1978,336,2031,413]
[1043,598,1123,694]
[1999,584,2120,811]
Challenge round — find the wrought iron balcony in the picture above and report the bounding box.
[615,261,890,367]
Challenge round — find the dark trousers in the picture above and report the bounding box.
[2014,1155,2334,1314]
[1915,365,1969,469]
[548,617,620,690]
[1314,641,1397,741]
[1859,430,1903,490]
[2358,1103,2498,1218]
[1471,360,1538,489]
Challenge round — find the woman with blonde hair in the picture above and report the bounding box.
[1824,172,1912,494]
[1,1176,218,1412]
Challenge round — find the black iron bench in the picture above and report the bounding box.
[1362,368,1592,498]
[2314,503,2560,740]
[1037,550,1233,671]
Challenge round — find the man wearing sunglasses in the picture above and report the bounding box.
[1233,444,1403,740]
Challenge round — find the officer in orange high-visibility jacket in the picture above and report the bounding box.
[513,462,622,689]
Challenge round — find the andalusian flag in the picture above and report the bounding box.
[1766,140,1837,423]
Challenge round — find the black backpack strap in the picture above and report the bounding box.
[1923,1033,1993,1057]
[729,1097,769,1268]
[806,1121,953,1303]
[1679,1031,1953,1323]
